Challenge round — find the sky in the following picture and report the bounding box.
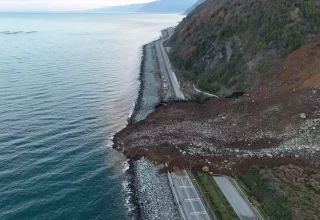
[0,0,155,11]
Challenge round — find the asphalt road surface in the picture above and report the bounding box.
[213,176,260,220]
[169,170,211,220]
[160,29,185,100]
[156,28,185,100]
[155,39,172,100]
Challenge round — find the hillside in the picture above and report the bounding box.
[169,0,320,96]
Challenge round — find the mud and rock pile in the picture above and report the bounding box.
[114,36,320,174]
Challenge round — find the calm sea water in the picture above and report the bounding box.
[0,13,182,220]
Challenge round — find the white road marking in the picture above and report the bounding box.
[185,198,201,202]
[172,171,210,220]
[180,185,193,188]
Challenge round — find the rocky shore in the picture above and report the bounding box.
[124,42,180,220]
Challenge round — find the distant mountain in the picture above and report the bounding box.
[183,0,205,15]
[89,0,198,14]
[138,0,198,13]
[88,3,146,13]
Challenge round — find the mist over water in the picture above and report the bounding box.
[0,13,182,220]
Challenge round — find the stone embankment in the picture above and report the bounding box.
[125,42,180,220]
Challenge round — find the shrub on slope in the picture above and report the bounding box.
[169,0,320,95]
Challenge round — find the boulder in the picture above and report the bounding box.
[202,166,209,172]
[300,113,307,119]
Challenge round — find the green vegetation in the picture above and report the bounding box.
[191,172,238,220]
[283,181,319,219]
[287,183,315,205]
[169,0,320,95]
[196,54,256,95]
[237,167,292,220]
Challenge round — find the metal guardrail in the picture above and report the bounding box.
[193,84,219,98]
[230,178,265,220]
[188,171,217,220]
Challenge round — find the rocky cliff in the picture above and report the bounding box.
[169,0,320,96]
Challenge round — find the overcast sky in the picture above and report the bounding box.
[0,0,155,11]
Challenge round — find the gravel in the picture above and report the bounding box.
[129,42,181,220]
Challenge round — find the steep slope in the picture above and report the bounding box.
[183,0,206,15]
[138,0,198,13]
[114,35,320,174]
[169,0,320,96]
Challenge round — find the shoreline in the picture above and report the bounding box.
[124,44,146,220]
[125,159,142,220]
[127,45,146,126]
[121,41,180,220]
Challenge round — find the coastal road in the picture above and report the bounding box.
[155,39,172,100]
[169,170,211,220]
[160,28,185,100]
[159,28,210,219]
[213,176,260,220]
[156,28,185,100]
[160,29,210,219]
[159,28,259,220]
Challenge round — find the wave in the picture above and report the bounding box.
[0,31,37,35]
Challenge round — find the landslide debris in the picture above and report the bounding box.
[113,36,320,174]
[169,0,320,96]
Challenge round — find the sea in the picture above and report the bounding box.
[0,13,182,220]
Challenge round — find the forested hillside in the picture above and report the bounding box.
[169,0,320,96]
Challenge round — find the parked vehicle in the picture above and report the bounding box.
[163,82,168,90]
